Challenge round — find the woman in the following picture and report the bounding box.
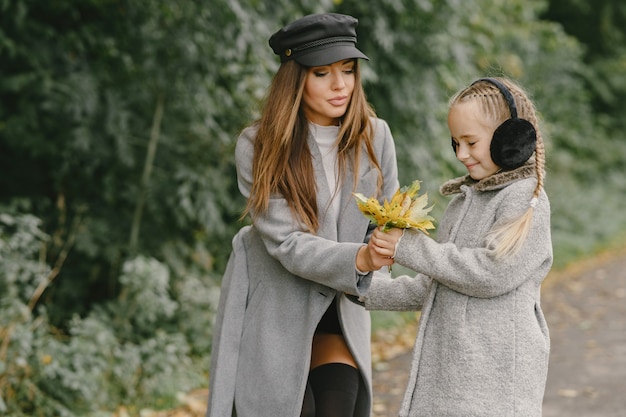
[206,13,399,417]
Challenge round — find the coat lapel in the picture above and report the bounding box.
[309,134,375,244]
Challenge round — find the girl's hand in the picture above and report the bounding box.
[355,227,405,272]
[369,227,404,258]
[355,240,394,272]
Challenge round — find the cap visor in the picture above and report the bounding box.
[295,44,369,66]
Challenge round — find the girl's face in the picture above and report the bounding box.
[302,59,356,126]
[448,101,500,180]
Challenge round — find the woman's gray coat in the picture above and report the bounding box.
[365,163,553,417]
[207,118,399,417]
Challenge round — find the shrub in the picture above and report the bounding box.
[0,210,217,416]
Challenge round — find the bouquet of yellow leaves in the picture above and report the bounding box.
[353,180,435,234]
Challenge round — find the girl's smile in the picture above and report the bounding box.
[448,101,501,180]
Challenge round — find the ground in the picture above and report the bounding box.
[136,247,626,417]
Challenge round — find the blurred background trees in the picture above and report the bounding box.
[1,0,624,414]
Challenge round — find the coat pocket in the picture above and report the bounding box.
[241,279,267,334]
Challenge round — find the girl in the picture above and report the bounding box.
[206,13,398,417]
[365,77,553,416]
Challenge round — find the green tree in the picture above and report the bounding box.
[1,1,243,323]
[544,0,626,134]
[540,0,626,256]
[1,0,625,414]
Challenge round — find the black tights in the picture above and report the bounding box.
[300,363,361,417]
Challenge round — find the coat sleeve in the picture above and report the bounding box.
[394,188,553,299]
[235,123,398,295]
[363,270,431,311]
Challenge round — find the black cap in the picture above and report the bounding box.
[269,13,369,67]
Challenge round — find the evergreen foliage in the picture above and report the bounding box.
[1,0,624,414]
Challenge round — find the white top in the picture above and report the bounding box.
[310,122,341,222]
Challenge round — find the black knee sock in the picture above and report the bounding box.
[308,363,360,417]
[300,382,315,417]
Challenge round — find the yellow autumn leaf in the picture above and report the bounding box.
[353,180,436,234]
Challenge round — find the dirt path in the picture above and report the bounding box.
[371,248,626,417]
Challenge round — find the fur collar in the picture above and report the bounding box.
[440,161,536,196]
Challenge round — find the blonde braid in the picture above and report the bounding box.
[522,98,546,203]
[484,78,546,259]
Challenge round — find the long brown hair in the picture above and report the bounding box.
[449,77,547,258]
[243,59,383,233]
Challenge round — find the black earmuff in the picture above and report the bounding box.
[452,78,537,171]
[481,78,537,170]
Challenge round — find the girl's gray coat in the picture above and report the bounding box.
[207,118,399,417]
[365,163,553,417]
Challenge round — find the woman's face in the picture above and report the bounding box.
[448,100,500,180]
[302,59,356,126]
